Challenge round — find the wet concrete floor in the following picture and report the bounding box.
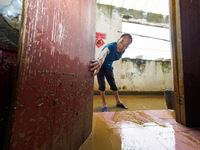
[80,95,200,150]
[93,95,168,112]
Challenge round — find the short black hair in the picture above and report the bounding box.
[120,33,132,44]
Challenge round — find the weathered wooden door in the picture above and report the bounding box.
[5,0,96,149]
[170,0,200,127]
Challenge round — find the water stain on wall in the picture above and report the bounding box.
[113,58,173,91]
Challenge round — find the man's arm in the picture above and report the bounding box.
[90,47,110,76]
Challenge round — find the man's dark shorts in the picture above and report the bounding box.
[97,66,118,91]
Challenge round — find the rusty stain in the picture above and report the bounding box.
[18,133,25,138]
[12,142,18,148]
[36,33,48,38]
[37,70,91,78]
[17,102,25,108]
[37,103,44,107]
[65,64,70,68]
[51,94,55,97]
[38,86,43,92]
[20,110,25,116]
[29,118,35,122]
[54,98,58,106]
[37,97,44,102]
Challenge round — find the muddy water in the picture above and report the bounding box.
[93,95,168,112]
[79,114,121,150]
[80,110,200,150]
[80,111,176,150]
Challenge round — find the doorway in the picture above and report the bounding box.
[94,0,200,127]
[94,1,173,113]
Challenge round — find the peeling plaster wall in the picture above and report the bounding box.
[94,58,173,91]
[118,58,172,91]
[94,4,172,92]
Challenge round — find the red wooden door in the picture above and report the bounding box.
[7,0,96,149]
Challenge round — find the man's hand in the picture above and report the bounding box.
[90,60,102,76]
[90,48,110,76]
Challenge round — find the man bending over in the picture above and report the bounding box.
[90,33,132,112]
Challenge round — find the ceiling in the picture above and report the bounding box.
[97,0,169,15]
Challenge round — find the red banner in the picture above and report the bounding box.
[96,32,106,39]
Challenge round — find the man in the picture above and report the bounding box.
[90,33,132,112]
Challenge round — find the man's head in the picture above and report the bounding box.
[116,33,132,54]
